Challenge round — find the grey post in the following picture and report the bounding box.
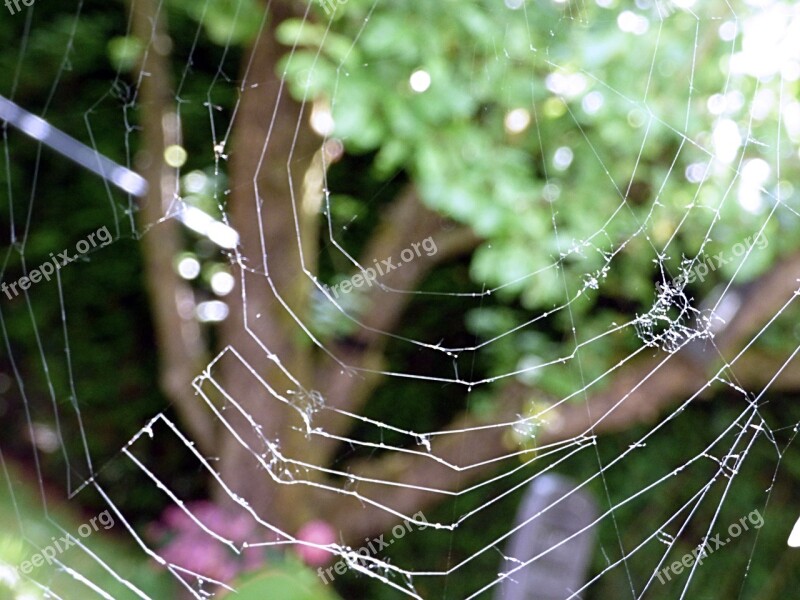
[495,474,598,600]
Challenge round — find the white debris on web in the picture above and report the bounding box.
[634,270,713,353]
[3,1,800,599]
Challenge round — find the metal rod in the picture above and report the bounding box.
[0,94,148,196]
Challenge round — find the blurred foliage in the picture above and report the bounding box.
[0,463,173,599]
[0,0,799,598]
[221,556,341,600]
[281,0,800,399]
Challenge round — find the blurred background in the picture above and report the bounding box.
[1,0,800,598]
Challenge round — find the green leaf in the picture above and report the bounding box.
[277,51,336,98]
[171,0,266,46]
[220,562,341,600]
[107,36,144,72]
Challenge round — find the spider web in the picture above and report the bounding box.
[2,0,800,599]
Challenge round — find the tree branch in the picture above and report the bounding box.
[322,251,800,544]
[314,186,480,459]
[214,0,323,530]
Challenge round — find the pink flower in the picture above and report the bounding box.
[150,500,266,584]
[160,531,238,582]
[161,501,258,542]
[295,520,337,566]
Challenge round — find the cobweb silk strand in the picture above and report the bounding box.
[2,1,798,599]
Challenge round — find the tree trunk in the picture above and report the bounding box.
[132,0,213,453]
[213,0,322,534]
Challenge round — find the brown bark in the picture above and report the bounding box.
[313,187,480,462]
[217,31,478,528]
[132,0,213,453]
[213,0,322,532]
